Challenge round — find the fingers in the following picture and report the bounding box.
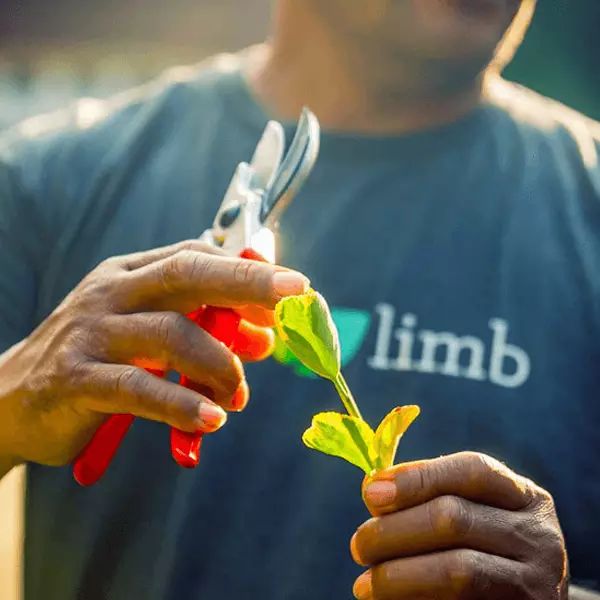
[78,363,227,433]
[118,240,228,271]
[351,497,534,568]
[353,550,527,600]
[363,452,535,516]
[231,321,275,362]
[235,304,276,327]
[96,313,246,409]
[119,250,310,313]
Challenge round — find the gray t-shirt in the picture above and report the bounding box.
[1,52,600,598]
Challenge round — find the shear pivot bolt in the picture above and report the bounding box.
[218,204,241,229]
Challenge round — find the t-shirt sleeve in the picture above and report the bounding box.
[0,75,195,354]
[0,152,41,353]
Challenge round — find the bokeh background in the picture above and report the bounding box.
[1,1,600,131]
[0,1,599,598]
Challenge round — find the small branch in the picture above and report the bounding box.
[333,373,363,421]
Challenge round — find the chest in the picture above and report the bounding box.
[40,153,600,495]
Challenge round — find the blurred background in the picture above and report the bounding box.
[0,1,599,598]
[1,1,600,131]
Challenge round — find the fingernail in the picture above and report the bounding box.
[231,379,249,412]
[364,481,397,509]
[272,271,310,297]
[198,402,227,431]
[353,571,372,600]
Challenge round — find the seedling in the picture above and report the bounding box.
[274,290,420,475]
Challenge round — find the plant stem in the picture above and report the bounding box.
[333,373,363,421]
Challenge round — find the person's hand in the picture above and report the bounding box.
[0,240,309,468]
[351,452,568,599]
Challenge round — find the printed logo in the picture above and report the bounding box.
[368,304,531,389]
[272,307,372,378]
[273,302,532,389]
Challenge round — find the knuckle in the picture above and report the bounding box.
[31,350,88,411]
[441,550,482,599]
[462,450,491,472]
[80,316,111,357]
[159,253,188,289]
[185,252,212,284]
[114,367,149,399]
[173,398,200,426]
[459,451,504,487]
[429,496,474,538]
[154,312,190,349]
[414,464,430,494]
[160,251,207,291]
[533,483,555,508]
[76,272,123,311]
[233,259,265,290]
[156,387,187,421]
[53,345,83,381]
[233,260,254,285]
[68,357,93,388]
[98,254,124,271]
[152,385,197,427]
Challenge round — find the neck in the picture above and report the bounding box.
[246,6,488,135]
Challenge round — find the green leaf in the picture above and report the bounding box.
[274,290,341,380]
[371,406,420,471]
[302,412,376,475]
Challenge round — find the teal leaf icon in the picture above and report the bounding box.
[331,308,371,367]
[273,307,371,379]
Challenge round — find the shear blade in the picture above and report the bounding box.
[260,107,321,225]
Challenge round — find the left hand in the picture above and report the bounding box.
[350,452,569,599]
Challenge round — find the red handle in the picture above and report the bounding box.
[171,307,241,468]
[170,247,265,468]
[72,248,266,485]
[73,414,136,486]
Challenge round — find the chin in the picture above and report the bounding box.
[450,0,523,20]
[408,0,524,55]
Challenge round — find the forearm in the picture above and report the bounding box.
[571,585,600,600]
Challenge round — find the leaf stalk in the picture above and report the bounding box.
[333,373,363,421]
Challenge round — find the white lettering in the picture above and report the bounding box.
[392,313,417,371]
[415,331,487,381]
[488,318,531,388]
[368,303,396,370]
[365,308,531,389]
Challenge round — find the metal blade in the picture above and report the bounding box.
[249,120,286,193]
[260,107,321,226]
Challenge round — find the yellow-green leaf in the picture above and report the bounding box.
[275,290,341,380]
[372,406,420,471]
[302,412,376,474]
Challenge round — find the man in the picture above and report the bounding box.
[0,0,598,598]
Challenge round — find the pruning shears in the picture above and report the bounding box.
[73,108,321,486]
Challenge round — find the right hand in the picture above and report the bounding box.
[0,240,309,468]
